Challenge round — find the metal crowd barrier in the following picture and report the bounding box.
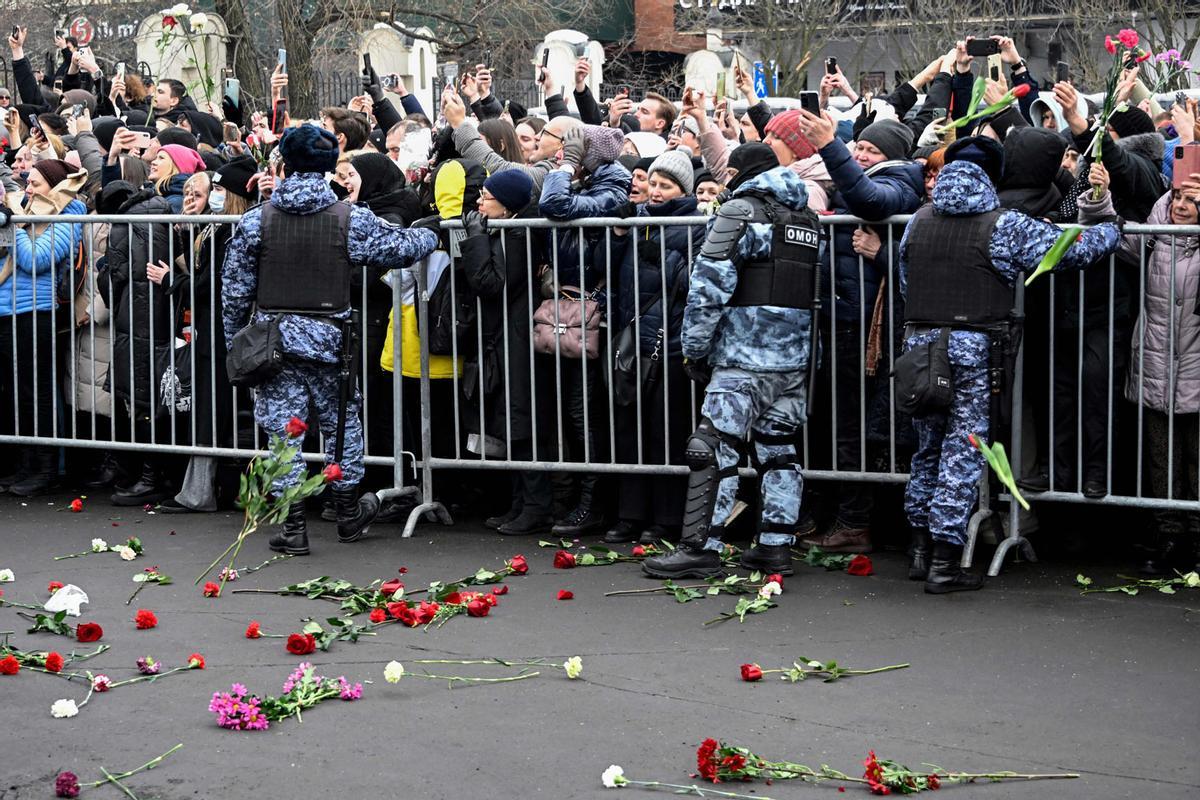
[1,213,1196,577]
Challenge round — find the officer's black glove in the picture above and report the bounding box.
[683,357,711,385]
[362,66,384,103]
[0,206,12,228]
[411,215,443,236]
[462,210,487,237]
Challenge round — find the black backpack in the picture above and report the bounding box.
[425,235,477,356]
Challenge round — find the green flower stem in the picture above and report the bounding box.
[108,664,197,689]
[194,522,247,585]
[20,665,91,683]
[617,778,783,799]
[99,767,139,800]
[411,670,539,688]
[82,744,183,790]
[759,663,911,679]
[238,554,296,574]
[0,598,44,611]
[53,550,95,561]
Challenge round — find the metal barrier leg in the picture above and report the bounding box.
[962,473,992,569]
[395,257,452,537]
[376,275,422,521]
[988,523,1038,577]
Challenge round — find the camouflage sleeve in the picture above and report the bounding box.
[897,218,913,301]
[993,209,1121,279]
[346,208,439,270]
[681,218,742,361]
[221,209,262,349]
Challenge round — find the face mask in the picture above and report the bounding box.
[208,190,225,212]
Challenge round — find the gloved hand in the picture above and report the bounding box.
[683,357,711,385]
[851,107,877,141]
[462,209,487,237]
[0,205,12,227]
[412,215,443,236]
[560,126,585,171]
[362,65,384,103]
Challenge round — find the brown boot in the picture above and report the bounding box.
[814,523,873,554]
[792,518,823,551]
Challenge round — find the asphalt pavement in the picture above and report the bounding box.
[0,492,1196,800]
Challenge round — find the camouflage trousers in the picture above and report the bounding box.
[254,358,364,491]
[700,367,807,551]
[904,362,989,545]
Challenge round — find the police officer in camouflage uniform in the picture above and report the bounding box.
[222,124,439,555]
[642,143,818,579]
[898,137,1121,593]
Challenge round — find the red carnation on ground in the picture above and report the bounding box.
[847,554,874,576]
[202,582,221,597]
[0,655,18,675]
[467,598,490,617]
[553,550,576,569]
[134,609,158,629]
[75,622,102,642]
[928,774,941,789]
[322,463,343,483]
[245,621,262,639]
[740,663,763,682]
[507,554,528,574]
[188,653,205,669]
[48,581,63,594]
[284,416,307,437]
[369,608,386,623]
[69,498,83,513]
[766,573,784,589]
[557,589,574,600]
[286,633,316,655]
[492,585,508,595]
[44,652,64,673]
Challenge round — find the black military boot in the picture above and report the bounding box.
[9,448,57,497]
[334,486,380,543]
[268,503,310,555]
[82,452,122,490]
[641,539,724,579]
[111,460,168,506]
[604,520,639,544]
[924,540,984,594]
[498,507,554,536]
[908,528,933,581]
[739,542,795,576]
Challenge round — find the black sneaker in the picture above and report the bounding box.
[485,505,522,530]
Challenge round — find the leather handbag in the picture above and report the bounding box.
[532,287,602,360]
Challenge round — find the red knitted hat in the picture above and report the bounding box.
[764,110,816,160]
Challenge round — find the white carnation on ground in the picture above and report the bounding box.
[50,698,79,718]
[757,580,781,600]
[0,568,13,582]
[563,656,582,679]
[383,661,405,683]
[90,538,107,552]
[601,765,625,788]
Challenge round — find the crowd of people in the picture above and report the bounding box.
[0,28,1197,586]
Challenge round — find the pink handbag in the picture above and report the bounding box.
[532,287,602,359]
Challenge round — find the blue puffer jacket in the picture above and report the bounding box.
[611,196,704,355]
[817,137,924,322]
[538,162,631,292]
[1,198,86,317]
[222,172,438,362]
[683,167,813,373]
[899,161,1121,367]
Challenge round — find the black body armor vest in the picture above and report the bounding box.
[727,196,820,309]
[256,202,354,315]
[903,205,1012,328]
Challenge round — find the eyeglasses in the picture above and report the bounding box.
[536,129,561,143]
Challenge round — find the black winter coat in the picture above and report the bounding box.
[109,189,173,412]
[458,209,543,443]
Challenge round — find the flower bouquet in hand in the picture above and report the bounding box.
[195,418,335,592]
[939,78,1031,132]
[1089,29,1152,198]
